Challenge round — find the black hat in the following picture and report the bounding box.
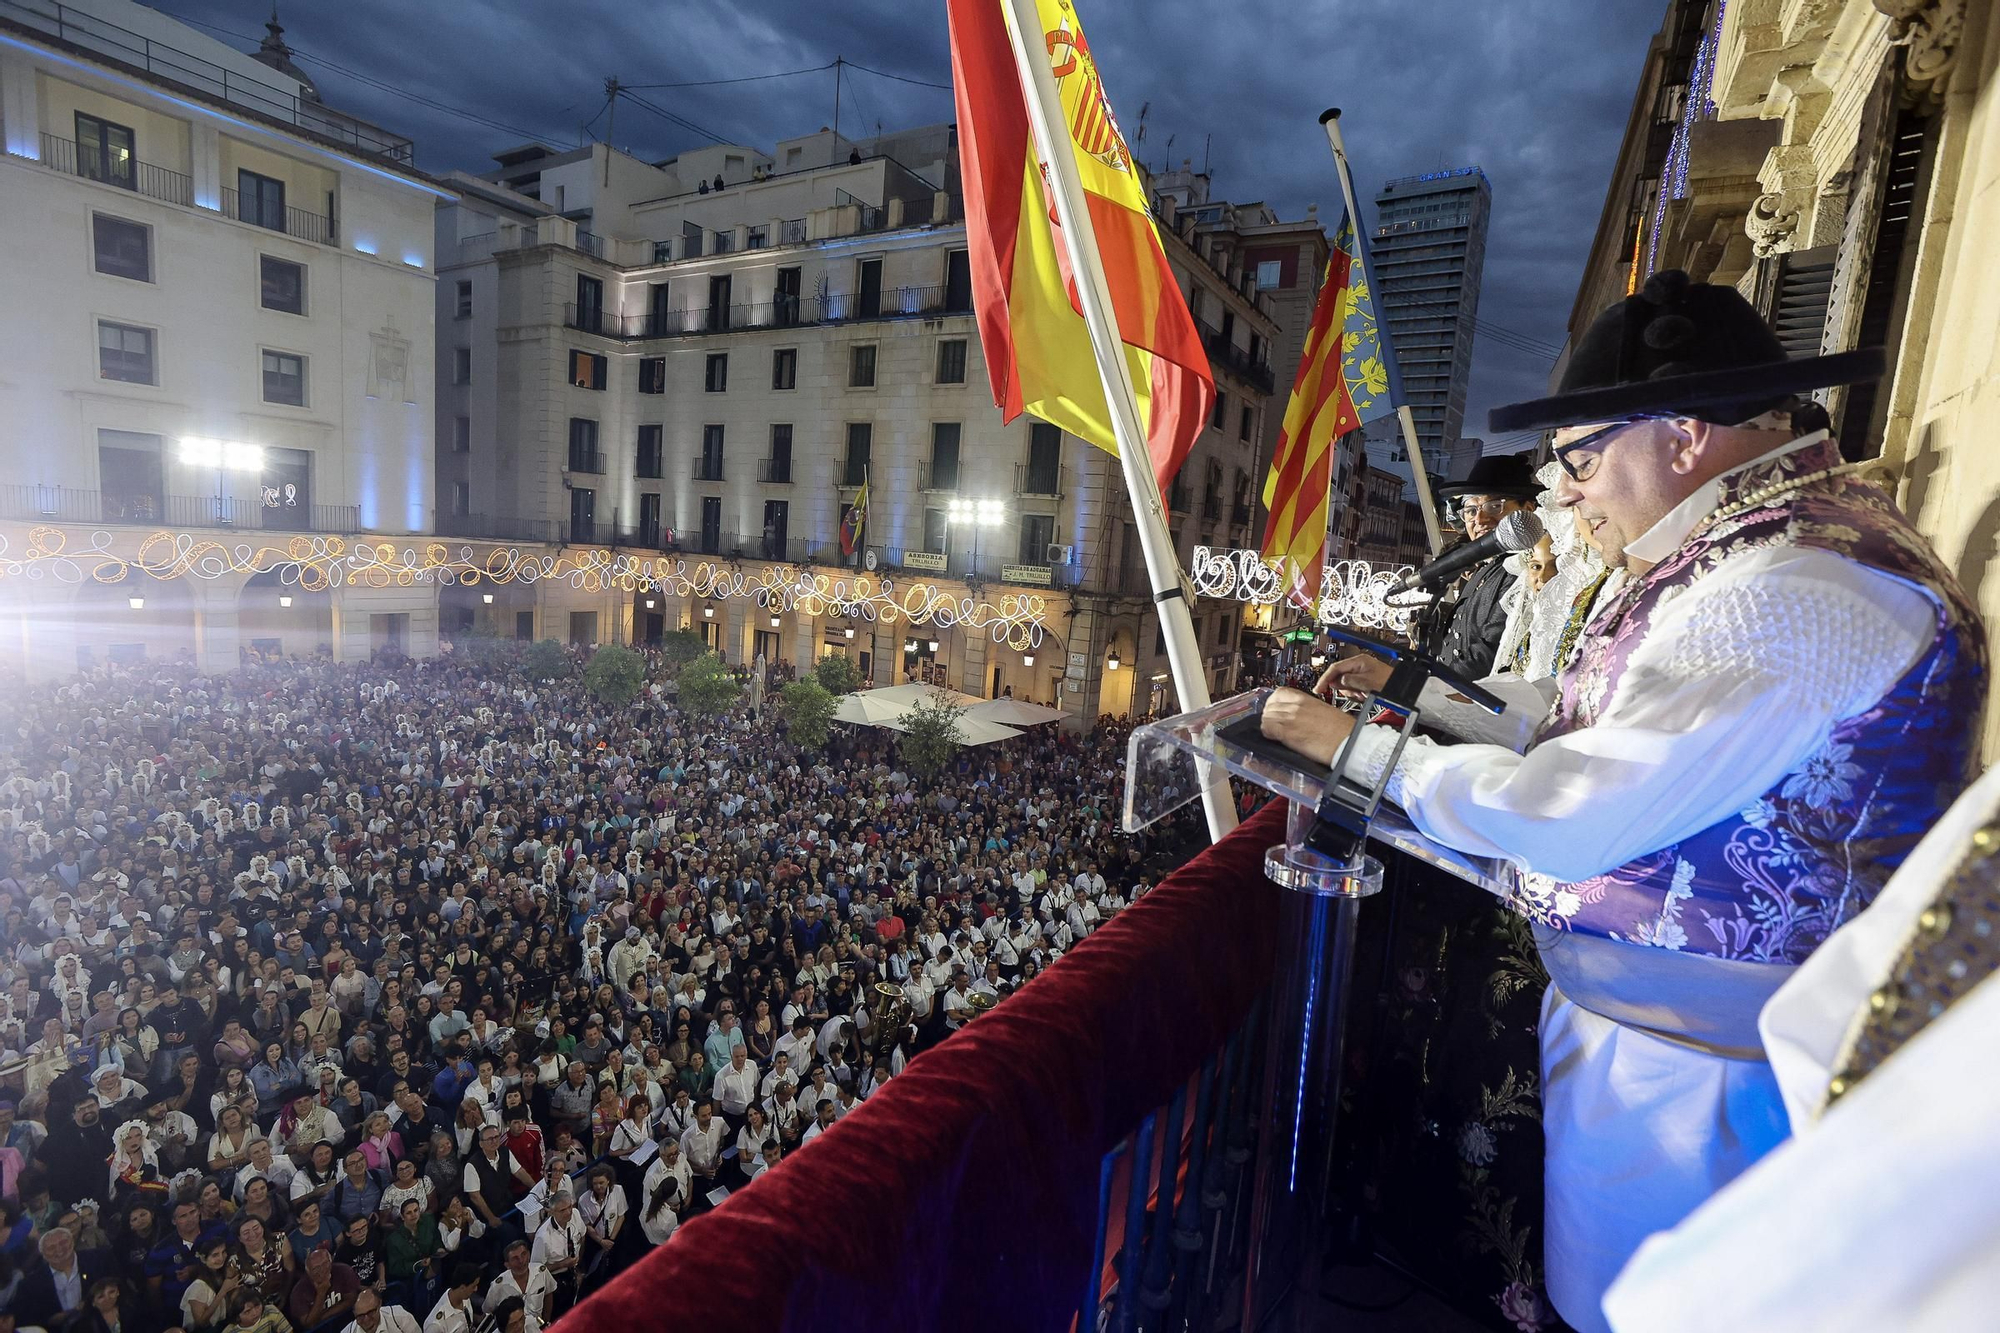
[1435,453,1539,500]
[1489,269,1883,433]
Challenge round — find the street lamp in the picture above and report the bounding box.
[645,598,656,610]
[1022,652,1035,667]
[1106,650,1122,671]
[843,625,855,639]
[482,593,494,604]
[279,595,292,608]
[128,595,144,610]
[946,495,1007,577]
[702,605,714,619]
[770,614,782,629]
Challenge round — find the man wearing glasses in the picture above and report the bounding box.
[1423,454,1542,679]
[1263,271,1986,1333]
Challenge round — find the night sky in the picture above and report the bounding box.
[153,0,1662,449]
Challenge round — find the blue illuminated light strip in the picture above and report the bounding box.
[1644,0,1726,277]
[0,30,452,198]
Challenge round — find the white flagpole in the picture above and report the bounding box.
[1319,108,1444,557]
[997,0,1238,841]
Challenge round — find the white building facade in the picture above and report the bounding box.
[0,0,447,676]
[436,125,1279,723]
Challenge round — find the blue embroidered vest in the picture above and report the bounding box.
[1522,438,1988,963]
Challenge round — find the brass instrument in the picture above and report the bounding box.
[866,980,912,1049]
[966,991,997,1019]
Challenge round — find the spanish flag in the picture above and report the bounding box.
[1260,215,1395,604]
[948,0,1213,492]
[840,476,868,557]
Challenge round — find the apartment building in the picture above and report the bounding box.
[0,0,446,676]
[435,124,1281,721]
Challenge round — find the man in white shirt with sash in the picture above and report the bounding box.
[1263,271,1987,1332]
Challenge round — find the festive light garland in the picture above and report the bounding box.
[0,526,1049,648]
[1189,546,1417,633]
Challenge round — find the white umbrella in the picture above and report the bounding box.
[964,698,1066,727]
[876,714,1023,746]
[831,692,910,726]
[862,682,985,710]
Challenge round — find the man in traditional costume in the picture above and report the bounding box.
[1262,271,1987,1332]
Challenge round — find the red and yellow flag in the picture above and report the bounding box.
[948,0,1213,492]
[1260,216,1395,603]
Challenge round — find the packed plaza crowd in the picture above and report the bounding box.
[0,642,1205,1333]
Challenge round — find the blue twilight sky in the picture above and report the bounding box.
[149,0,1663,451]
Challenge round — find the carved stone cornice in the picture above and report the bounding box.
[1873,0,1966,107]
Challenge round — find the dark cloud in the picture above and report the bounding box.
[156,0,1659,436]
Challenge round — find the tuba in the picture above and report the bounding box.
[866,981,912,1049]
[966,991,997,1021]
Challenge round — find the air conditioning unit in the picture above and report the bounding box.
[1045,543,1074,564]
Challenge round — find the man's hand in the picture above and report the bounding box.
[1260,688,1358,768]
[1315,653,1393,699]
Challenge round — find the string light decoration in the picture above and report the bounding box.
[0,526,1050,647]
[1189,546,1417,633]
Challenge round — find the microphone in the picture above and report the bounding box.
[1393,510,1545,592]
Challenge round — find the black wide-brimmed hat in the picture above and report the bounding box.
[1489,269,1884,434]
[1435,452,1539,500]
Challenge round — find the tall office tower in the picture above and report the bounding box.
[1360,167,1491,494]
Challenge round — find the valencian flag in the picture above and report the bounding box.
[839,476,868,557]
[1259,215,1397,604]
[947,0,1214,491]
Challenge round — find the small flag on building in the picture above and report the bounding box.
[839,476,869,557]
[947,0,1214,492]
[1259,214,1397,604]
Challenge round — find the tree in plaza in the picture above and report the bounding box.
[812,653,862,696]
[777,679,838,751]
[676,651,742,719]
[659,629,708,666]
[898,691,965,780]
[582,643,646,708]
[522,638,572,681]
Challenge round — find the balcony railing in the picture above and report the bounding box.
[6,0,413,163]
[0,485,359,533]
[838,461,869,488]
[434,513,566,544]
[36,133,192,206]
[1015,464,1062,499]
[757,458,792,484]
[560,287,970,342]
[565,449,606,476]
[221,187,335,246]
[1196,320,1276,395]
[918,460,959,493]
[636,455,663,481]
[691,458,725,483]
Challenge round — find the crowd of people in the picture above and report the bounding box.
[0,643,1203,1333]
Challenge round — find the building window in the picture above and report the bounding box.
[453,347,471,384]
[236,169,287,232]
[638,357,666,395]
[450,481,470,517]
[97,429,163,521]
[1239,405,1253,441]
[1255,259,1282,289]
[843,423,871,485]
[569,349,606,390]
[260,255,306,314]
[261,350,306,406]
[91,215,150,282]
[766,424,793,483]
[567,418,601,473]
[923,507,948,554]
[452,416,470,453]
[574,273,603,332]
[944,250,972,312]
[1019,513,1055,566]
[849,343,877,388]
[929,422,961,492]
[1216,613,1232,645]
[697,424,725,481]
[75,111,135,189]
[571,488,596,544]
[636,424,663,479]
[772,347,797,391]
[1024,422,1062,495]
[704,352,728,393]
[455,280,473,318]
[936,338,967,385]
[91,320,157,385]
[1210,390,1228,431]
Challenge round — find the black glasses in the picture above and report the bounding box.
[1553,415,1674,482]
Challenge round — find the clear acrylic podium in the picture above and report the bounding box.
[1125,687,1512,1324]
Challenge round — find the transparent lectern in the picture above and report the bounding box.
[1122,628,1514,1323]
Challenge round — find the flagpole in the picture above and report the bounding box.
[1319,108,1444,557]
[997,0,1238,841]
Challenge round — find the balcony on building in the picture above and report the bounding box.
[565,446,606,475]
[0,484,359,534]
[757,456,792,484]
[1014,462,1062,499]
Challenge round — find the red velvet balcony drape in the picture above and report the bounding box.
[562,801,1287,1333]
